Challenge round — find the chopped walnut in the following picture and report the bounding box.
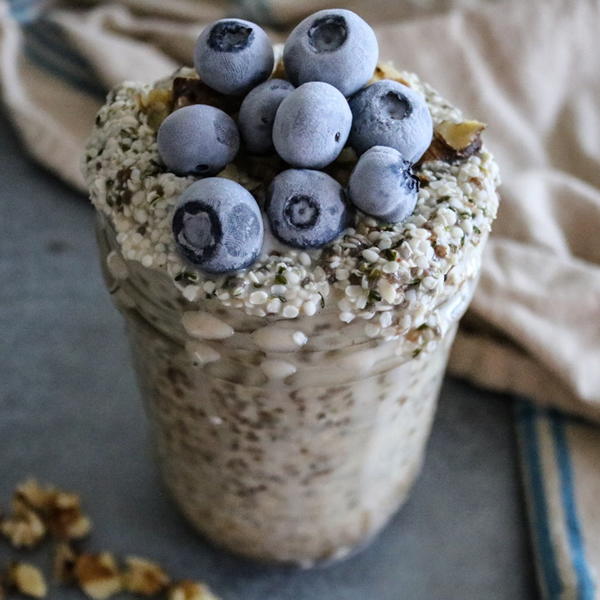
[271,58,286,79]
[54,542,78,584]
[370,62,411,87]
[74,553,122,600]
[138,88,173,130]
[12,479,91,541]
[46,491,92,540]
[171,77,242,115]
[168,581,220,600]
[7,563,47,598]
[420,120,486,164]
[0,499,46,548]
[15,479,55,511]
[123,556,170,596]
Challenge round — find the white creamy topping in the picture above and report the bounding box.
[181,311,234,340]
[260,359,298,379]
[185,340,221,365]
[252,325,309,353]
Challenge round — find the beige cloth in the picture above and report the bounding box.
[1,0,600,596]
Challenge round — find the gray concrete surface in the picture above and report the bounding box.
[0,110,537,599]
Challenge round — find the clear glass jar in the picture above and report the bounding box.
[96,215,479,566]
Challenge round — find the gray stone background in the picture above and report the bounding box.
[0,109,537,599]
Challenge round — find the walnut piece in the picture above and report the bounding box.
[171,77,242,115]
[74,553,122,600]
[15,479,55,511]
[54,542,78,584]
[123,556,170,596]
[0,499,46,548]
[271,58,286,79]
[8,563,47,598]
[420,120,486,164]
[168,581,221,600]
[12,479,91,541]
[46,491,92,540]
[138,88,173,130]
[370,62,411,87]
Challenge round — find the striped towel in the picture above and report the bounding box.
[1,1,599,597]
[516,404,600,599]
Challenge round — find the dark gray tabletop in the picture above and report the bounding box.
[0,110,537,600]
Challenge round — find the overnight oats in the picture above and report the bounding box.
[83,10,500,566]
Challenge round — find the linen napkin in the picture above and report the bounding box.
[1,0,599,597]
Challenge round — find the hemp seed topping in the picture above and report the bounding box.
[83,65,499,340]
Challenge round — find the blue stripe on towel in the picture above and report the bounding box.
[549,411,596,600]
[8,0,43,24]
[515,401,563,599]
[22,19,107,100]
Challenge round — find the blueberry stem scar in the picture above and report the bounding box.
[308,16,348,53]
[209,21,254,52]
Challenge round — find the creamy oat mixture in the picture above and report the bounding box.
[83,64,500,341]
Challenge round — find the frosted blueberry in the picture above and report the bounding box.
[272,82,352,169]
[348,146,419,223]
[238,79,295,154]
[349,80,433,162]
[283,9,378,97]
[173,178,264,273]
[194,19,274,95]
[157,105,239,176]
[266,169,352,249]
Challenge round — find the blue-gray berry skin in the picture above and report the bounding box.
[266,169,352,249]
[172,178,264,273]
[349,80,433,162]
[238,79,295,154]
[348,146,419,223]
[157,105,240,176]
[283,9,378,97]
[272,82,352,169]
[194,19,274,95]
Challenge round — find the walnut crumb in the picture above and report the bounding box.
[138,88,173,130]
[370,62,411,86]
[54,542,78,584]
[8,563,47,598]
[15,479,55,511]
[171,77,242,115]
[123,556,170,596]
[420,120,486,163]
[168,581,220,600]
[74,553,122,599]
[13,479,91,541]
[0,499,46,548]
[271,58,286,79]
[46,491,92,540]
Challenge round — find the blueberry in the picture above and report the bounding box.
[172,178,263,273]
[157,105,239,176]
[348,146,419,223]
[238,79,295,154]
[348,80,433,162]
[266,169,351,249]
[272,82,352,169]
[194,19,274,95]
[283,9,378,97]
